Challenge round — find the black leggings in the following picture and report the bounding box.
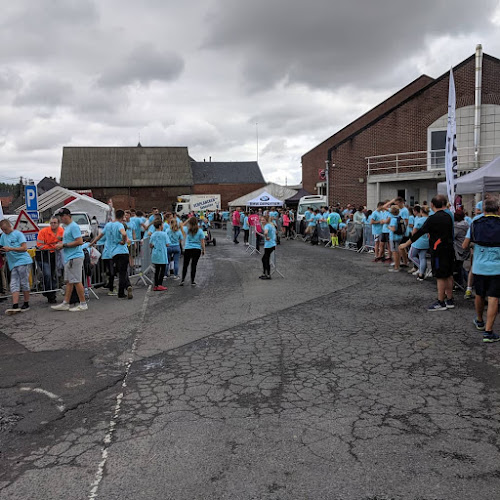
[244,229,249,244]
[182,249,202,282]
[154,264,166,287]
[113,254,131,297]
[262,246,275,275]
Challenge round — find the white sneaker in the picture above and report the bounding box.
[69,304,88,312]
[172,276,181,280]
[51,302,70,311]
[412,270,419,276]
[390,262,395,267]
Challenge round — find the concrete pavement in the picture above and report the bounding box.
[1,231,500,499]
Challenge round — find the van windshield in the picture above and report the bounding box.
[72,214,89,225]
[298,203,324,215]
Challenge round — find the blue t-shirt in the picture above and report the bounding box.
[150,230,170,265]
[242,217,250,230]
[308,213,317,227]
[465,216,473,226]
[412,216,430,250]
[0,230,33,269]
[399,207,409,222]
[473,244,500,276]
[184,228,205,250]
[406,214,415,237]
[62,221,85,263]
[382,211,391,233]
[129,217,143,239]
[304,210,311,222]
[389,216,403,242]
[327,212,341,229]
[370,210,383,235]
[339,222,347,230]
[264,223,276,248]
[100,223,114,260]
[269,211,278,222]
[166,228,183,246]
[108,221,129,256]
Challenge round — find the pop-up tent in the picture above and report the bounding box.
[247,191,284,207]
[228,183,297,207]
[438,155,500,195]
[17,186,111,223]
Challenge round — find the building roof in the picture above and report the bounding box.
[37,176,59,195]
[191,161,265,184]
[228,183,297,207]
[60,146,193,188]
[285,188,310,203]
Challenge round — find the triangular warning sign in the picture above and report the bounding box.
[14,209,39,233]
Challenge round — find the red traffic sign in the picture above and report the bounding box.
[14,209,39,234]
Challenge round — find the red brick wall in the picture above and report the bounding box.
[194,183,267,208]
[302,54,500,207]
[91,186,192,212]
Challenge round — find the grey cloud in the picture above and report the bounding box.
[204,0,498,91]
[14,78,74,107]
[97,44,184,88]
[0,69,22,91]
[15,128,73,152]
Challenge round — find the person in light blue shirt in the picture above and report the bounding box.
[52,208,87,311]
[166,219,184,279]
[150,219,170,290]
[408,206,429,279]
[259,215,276,280]
[370,203,385,261]
[180,217,205,286]
[388,206,403,272]
[0,219,33,314]
[106,211,132,299]
[242,213,250,246]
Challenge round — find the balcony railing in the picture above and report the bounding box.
[367,145,500,177]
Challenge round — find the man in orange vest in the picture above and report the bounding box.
[36,216,64,303]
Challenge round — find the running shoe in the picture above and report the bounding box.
[445,298,455,309]
[179,281,184,286]
[427,300,447,311]
[20,304,30,312]
[416,274,424,281]
[411,269,420,276]
[69,304,88,312]
[408,267,417,274]
[473,318,486,331]
[388,268,400,273]
[157,285,168,291]
[191,282,197,286]
[51,302,70,311]
[5,307,21,316]
[483,332,500,343]
[464,289,473,300]
[107,291,118,296]
[127,286,133,300]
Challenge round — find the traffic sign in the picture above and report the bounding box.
[25,185,38,212]
[14,210,39,249]
[27,210,39,222]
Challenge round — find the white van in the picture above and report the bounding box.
[297,195,327,221]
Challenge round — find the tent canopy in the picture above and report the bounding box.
[438,155,500,195]
[17,186,111,222]
[247,191,283,207]
[228,183,297,207]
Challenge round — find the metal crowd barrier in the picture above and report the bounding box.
[360,224,376,253]
[129,238,154,286]
[316,224,330,244]
[246,225,261,255]
[226,222,233,240]
[341,222,362,251]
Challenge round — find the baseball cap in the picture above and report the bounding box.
[475,201,483,212]
[56,207,71,216]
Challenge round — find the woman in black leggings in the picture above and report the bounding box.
[259,215,276,280]
[180,217,206,286]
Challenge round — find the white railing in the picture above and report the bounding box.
[367,145,500,176]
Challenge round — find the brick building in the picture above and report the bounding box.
[60,146,266,210]
[191,161,266,207]
[302,48,500,208]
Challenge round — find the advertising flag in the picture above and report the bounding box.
[445,68,458,212]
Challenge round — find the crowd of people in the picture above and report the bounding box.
[1,195,500,343]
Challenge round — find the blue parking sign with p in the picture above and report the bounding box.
[25,185,38,211]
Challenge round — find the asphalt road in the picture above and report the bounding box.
[1,230,500,500]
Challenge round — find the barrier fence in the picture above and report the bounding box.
[0,239,155,299]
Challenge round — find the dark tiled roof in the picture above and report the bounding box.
[60,147,193,188]
[191,161,265,184]
[37,177,59,195]
[285,188,311,202]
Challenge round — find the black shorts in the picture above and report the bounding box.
[431,246,455,279]
[380,233,389,243]
[474,274,500,298]
[329,225,337,234]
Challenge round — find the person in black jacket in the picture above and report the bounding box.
[400,194,455,311]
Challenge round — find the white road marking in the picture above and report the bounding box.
[88,286,151,500]
[19,387,65,412]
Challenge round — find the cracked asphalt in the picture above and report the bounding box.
[1,230,500,500]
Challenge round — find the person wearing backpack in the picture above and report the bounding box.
[465,198,500,342]
[388,206,403,272]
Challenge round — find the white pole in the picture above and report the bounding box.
[325,160,329,207]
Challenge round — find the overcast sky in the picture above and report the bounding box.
[1,0,500,188]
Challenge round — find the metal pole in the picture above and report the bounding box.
[325,160,329,207]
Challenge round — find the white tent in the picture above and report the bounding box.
[438,155,500,195]
[247,191,284,207]
[228,183,297,207]
[17,186,111,223]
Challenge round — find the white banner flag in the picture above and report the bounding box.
[445,68,458,212]
[0,201,3,219]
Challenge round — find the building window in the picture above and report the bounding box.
[428,130,446,169]
[316,182,326,196]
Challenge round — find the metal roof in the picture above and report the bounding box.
[191,161,265,184]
